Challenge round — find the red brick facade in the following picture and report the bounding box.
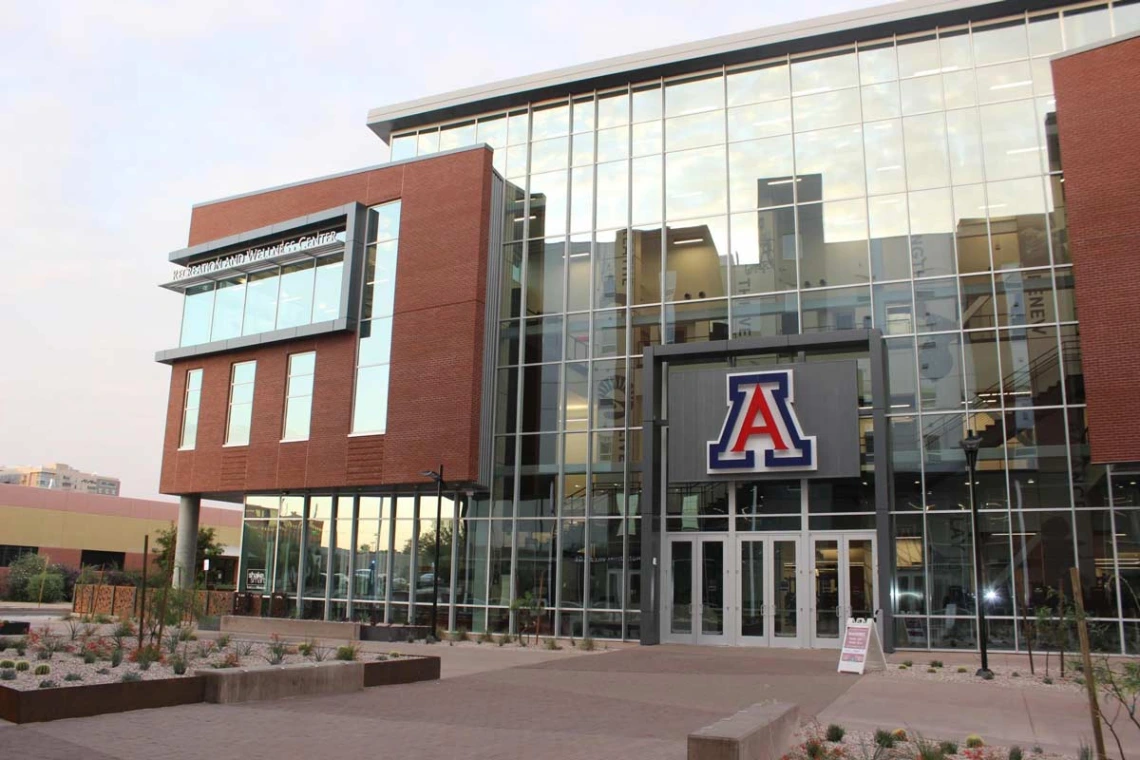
[1053,36,1140,464]
[159,147,495,496]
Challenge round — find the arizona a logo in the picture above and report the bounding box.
[707,370,816,474]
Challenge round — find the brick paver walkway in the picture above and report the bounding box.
[0,644,1115,759]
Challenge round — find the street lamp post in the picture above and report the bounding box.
[420,466,444,642]
[960,430,992,678]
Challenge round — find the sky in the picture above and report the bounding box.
[0,0,883,502]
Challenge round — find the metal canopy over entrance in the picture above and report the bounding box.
[641,330,894,651]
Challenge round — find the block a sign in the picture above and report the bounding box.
[708,370,816,474]
[666,361,859,483]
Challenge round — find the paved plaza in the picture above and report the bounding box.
[0,642,1126,760]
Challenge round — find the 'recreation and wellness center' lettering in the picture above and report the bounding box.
[171,230,341,281]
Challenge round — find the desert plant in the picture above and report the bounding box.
[478,629,495,645]
[212,652,241,669]
[899,664,909,670]
[1089,652,1140,760]
[913,735,944,760]
[121,671,142,682]
[195,640,214,659]
[939,741,958,755]
[164,629,182,654]
[311,644,332,662]
[930,659,944,668]
[1042,676,1053,685]
[890,729,908,742]
[96,667,110,675]
[179,626,194,641]
[111,648,123,667]
[579,636,596,651]
[543,638,562,650]
[927,667,937,673]
[825,724,846,742]
[965,734,984,748]
[298,638,316,657]
[1032,746,1042,755]
[335,644,359,661]
[35,646,53,661]
[453,628,470,642]
[82,649,97,664]
[15,660,30,672]
[805,737,827,760]
[94,614,112,624]
[874,729,895,748]
[1008,746,1023,760]
[0,636,9,652]
[216,634,232,649]
[902,659,914,667]
[236,639,254,657]
[1011,671,1020,677]
[267,634,288,662]
[171,655,187,675]
[957,667,968,673]
[0,670,14,681]
[64,672,83,682]
[82,623,98,639]
[38,679,56,688]
[65,617,82,641]
[33,664,50,676]
[1077,740,1091,760]
[0,659,14,669]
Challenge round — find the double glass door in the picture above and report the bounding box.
[665,532,876,647]
[810,533,877,648]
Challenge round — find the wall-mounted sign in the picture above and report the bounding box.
[707,370,816,474]
[245,568,267,591]
[171,229,343,282]
[666,361,859,482]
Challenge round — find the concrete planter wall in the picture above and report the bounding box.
[0,656,440,724]
[219,615,360,639]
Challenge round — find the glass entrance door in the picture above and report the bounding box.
[736,535,802,647]
[664,535,729,644]
[810,533,877,648]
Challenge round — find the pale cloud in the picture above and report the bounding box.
[0,0,880,500]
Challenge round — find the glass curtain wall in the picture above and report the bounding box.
[375,2,1137,647]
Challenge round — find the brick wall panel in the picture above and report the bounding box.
[1053,37,1140,463]
[160,148,493,496]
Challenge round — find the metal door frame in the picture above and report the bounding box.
[735,534,804,648]
[809,531,878,648]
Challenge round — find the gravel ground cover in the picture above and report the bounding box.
[785,724,1072,760]
[0,623,403,692]
[877,658,1087,693]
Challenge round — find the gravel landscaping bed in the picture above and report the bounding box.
[786,725,1072,760]
[0,623,407,692]
[876,659,1086,693]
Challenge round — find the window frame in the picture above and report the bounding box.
[282,351,316,442]
[225,360,257,447]
[179,368,204,450]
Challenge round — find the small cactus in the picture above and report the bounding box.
[966,734,984,748]
[33,664,51,676]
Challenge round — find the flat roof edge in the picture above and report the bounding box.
[366,0,1025,143]
[1051,25,1140,60]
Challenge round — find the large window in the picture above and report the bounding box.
[225,361,257,446]
[180,368,203,449]
[178,248,344,348]
[283,352,316,441]
[352,202,401,434]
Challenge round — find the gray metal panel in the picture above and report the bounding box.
[665,362,860,483]
[154,320,350,364]
[365,0,1045,142]
[478,174,506,490]
[168,202,355,265]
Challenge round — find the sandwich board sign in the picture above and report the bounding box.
[837,618,887,674]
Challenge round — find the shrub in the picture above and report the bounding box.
[930,660,944,668]
[1042,676,1053,685]
[64,672,83,682]
[4,552,48,601]
[96,667,110,675]
[164,629,182,654]
[965,735,984,748]
[899,664,909,670]
[874,729,896,748]
[940,741,959,755]
[927,668,937,673]
[38,679,56,688]
[1009,746,1023,760]
[478,630,495,645]
[25,572,65,603]
[825,724,846,742]
[15,660,30,672]
[0,670,14,681]
[267,634,288,662]
[298,638,316,657]
[500,633,514,645]
[110,648,123,667]
[216,634,232,649]
[902,659,914,667]
[453,628,470,642]
[33,664,50,676]
[335,644,359,661]
[35,646,54,661]
[65,617,82,641]
[543,638,562,650]
[915,736,945,760]
[1077,741,1091,760]
[891,729,908,742]
[171,655,187,675]
[194,640,214,659]
[121,671,142,682]
[311,644,331,662]
[212,652,241,669]
[805,737,827,760]
[1011,671,1020,677]
[579,636,596,651]
[0,636,9,652]
[82,650,97,664]
[94,614,112,624]
[236,639,254,657]
[0,660,14,669]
